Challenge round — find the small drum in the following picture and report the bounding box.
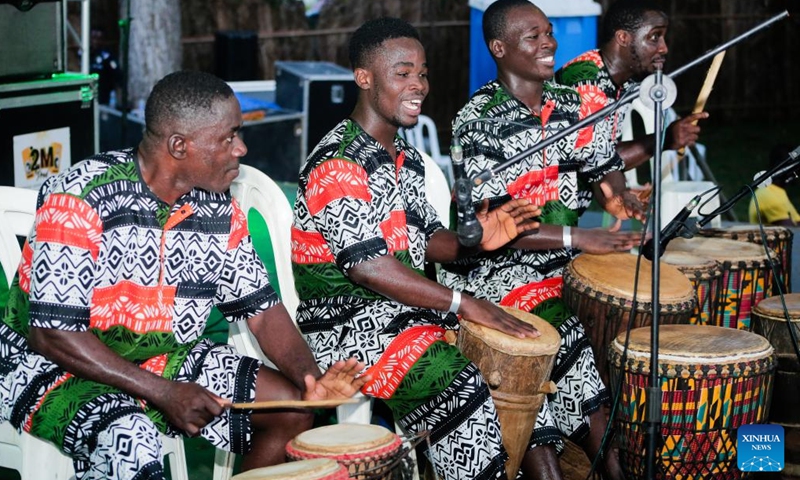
[609,325,775,479]
[458,306,560,479]
[699,225,793,295]
[231,458,350,480]
[562,252,695,383]
[286,424,402,479]
[751,294,800,475]
[661,251,724,326]
[667,237,775,331]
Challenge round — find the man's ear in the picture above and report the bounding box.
[354,67,371,90]
[615,29,631,48]
[489,38,505,59]
[167,134,187,159]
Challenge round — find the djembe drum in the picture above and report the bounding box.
[286,424,403,479]
[231,458,350,480]
[699,225,793,295]
[751,293,800,475]
[667,237,775,330]
[609,325,775,480]
[457,306,561,479]
[562,252,695,383]
[661,251,723,326]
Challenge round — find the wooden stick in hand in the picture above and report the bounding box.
[677,51,726,158]
[227,398,360,410]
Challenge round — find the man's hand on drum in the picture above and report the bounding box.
[459,296,541,339]
[476,198,541,252]
[597,182,647,223]
[302,357,370,402]
[573,227,639,254]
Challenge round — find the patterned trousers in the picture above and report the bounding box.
[4,340,258,480]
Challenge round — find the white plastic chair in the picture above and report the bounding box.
[213,164,302,480]
[0,186,189,480]
[401,114,454,185]
[421,151,452,229]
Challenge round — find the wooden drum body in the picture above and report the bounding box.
[700,225,793,295]
[231,459,350,480]
[562,252,695,383]
[661,251,724,326]
[667,237,775,331]
[751,294,800,475]
[286,424,402,479]
[457,306,561,479]
[609,325,775,480]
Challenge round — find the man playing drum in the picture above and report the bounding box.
[291,17,544,480]
[555,0,708,178]
[0,71,368,479]
[440,1,644,478]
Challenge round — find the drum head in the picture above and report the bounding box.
[612,324,773,364]
[231,458,346,480]
[700,225,791,241]
[460,306,560,356]
[667,237,770,264]
[567,253,694,303]
[753,293,800,321]
[660,251,718,270]
[290,424,398,456]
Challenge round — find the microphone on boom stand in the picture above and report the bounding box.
[642,195,701,261]
[450,139,483,247]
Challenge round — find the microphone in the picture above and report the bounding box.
[642,194,701,261]
[753,146,800,187]
[450,139,483,247]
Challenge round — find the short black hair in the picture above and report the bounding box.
[483,0,536,47]
[348,17,420,69]
[601,0,666,44]
[144,70,235,138]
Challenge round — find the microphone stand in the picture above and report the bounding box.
[644,67,669,480]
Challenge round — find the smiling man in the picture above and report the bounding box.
[441,1,643,479]
[556,0,708,173]
[0,70,368,479]
[291,17,545,480]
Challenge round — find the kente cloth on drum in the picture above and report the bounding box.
[441,79,621,449]
[385,340,509,480]
[748,183,800,225]
[0,150,277,461]
[292,120,507,479]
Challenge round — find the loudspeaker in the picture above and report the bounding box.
[275,61,358,160]
[215,31,259,81]
[0,0,65,82]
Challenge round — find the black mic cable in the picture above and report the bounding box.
[450,139,483,247]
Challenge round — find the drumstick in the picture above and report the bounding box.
[670,51,725,171]
[228,398,360,410]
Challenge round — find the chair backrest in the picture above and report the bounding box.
[228,164,298,367]
[0,186,38,286]
[420,151,452,229]
[401,115,454,185]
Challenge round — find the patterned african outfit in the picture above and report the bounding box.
[440,80,624,452]
[555,49,637,212]
[292,119,509,480]
[0,149,278,479]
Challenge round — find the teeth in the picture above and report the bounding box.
[540,56,554,62]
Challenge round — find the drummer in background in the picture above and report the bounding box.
[291,17,543,480]
[749,143,799,226]
[555,0,708,183]
[441,1,643,478]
